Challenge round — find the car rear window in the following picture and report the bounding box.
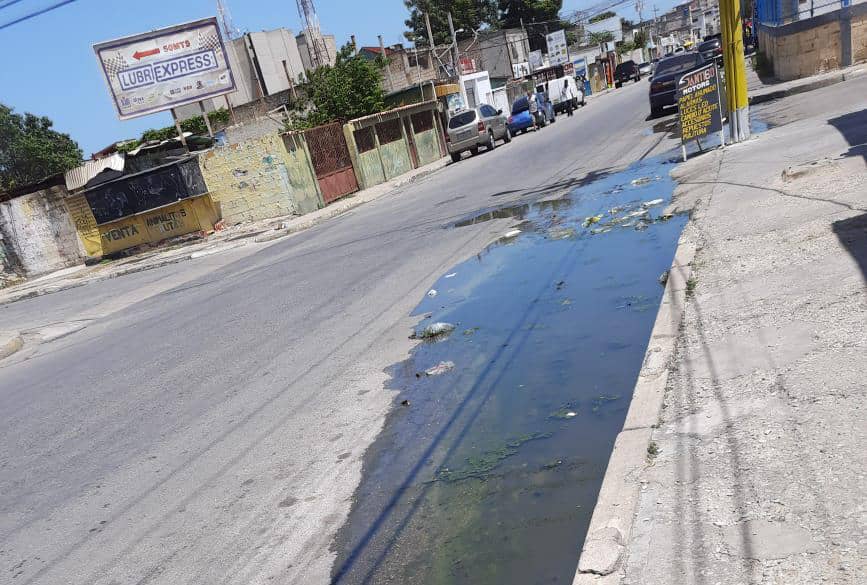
[698,40,719,52]
[655,54,704,76]
[448,110,477,129]
[511,97,529,114]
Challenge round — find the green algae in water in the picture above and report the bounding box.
[591,394,622,413]
[548,404,579,420]
[436,432,553,483]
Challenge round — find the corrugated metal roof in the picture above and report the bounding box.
[64,153,125,192]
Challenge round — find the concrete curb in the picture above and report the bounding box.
[572,240,696,584]
[749,66,867,105]
[0,333,24,361]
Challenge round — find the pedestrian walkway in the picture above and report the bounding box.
[575,75,867,584]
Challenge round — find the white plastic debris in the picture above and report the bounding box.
[642,198,664,208]
[631,177,652,186]
[444,273,457,279]
[425,361,455,376]
[504,229,522,238]
[427,289,438,297]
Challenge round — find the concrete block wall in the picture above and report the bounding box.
[759,5,867,80]
[198,133,322,224]
[0,186,85,277]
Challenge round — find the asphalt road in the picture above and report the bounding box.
[0,80,680,585]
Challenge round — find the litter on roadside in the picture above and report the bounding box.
[411,322,456,339]
[425,361,455,376]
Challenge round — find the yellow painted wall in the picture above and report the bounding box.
[198,133,322,224]
[65,194,217,257]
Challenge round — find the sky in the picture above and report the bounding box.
[0,0,680,155]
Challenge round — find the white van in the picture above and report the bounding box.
[538,77,585,114]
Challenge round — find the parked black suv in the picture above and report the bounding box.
[614,60,641,88]
[698,37,723,65]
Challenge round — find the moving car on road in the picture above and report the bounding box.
[649,53,706,116]
[614,60,642,88]
[638,62,653,77]
[446,104,511,163]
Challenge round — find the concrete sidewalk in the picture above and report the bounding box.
[747,61,867,104]
[0,157,449,306]
[575,79,867,583]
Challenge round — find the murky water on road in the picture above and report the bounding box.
[331,156,688,585]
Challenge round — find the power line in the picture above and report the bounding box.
[0,0,29,11]
[0,0,78,31]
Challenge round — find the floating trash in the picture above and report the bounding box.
[427,289,438,297]
[631,177,652,186]
[582,215,603,228]
[425,361,455,376]
[642,198,664,208]
[411,322,456,339]
[504,229,522,238]
[445,273,457,279]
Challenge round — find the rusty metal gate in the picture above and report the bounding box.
[304,122,359,205]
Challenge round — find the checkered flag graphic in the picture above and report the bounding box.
[102,51,129,76]
[197,30,221,51]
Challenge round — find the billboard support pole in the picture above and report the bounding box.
[199,101,214,137]
[171,109,188,149]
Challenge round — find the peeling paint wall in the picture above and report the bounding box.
[199,133,321,224]
[380,140,413,180]
[415,129,440,167]
[355,150,386,190]
[0,186,85,277]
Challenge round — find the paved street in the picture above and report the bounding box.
[0,81,680,585]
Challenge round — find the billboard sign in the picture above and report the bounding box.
[585,16,624,43]
[677,62,724,155]
[94,18,236,120]
[546,29,569,66]
[529,50,544,71]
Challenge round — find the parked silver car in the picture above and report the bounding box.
[446,104,511,163]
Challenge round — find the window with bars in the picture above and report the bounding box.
[411,111,434,133]
[354,127,376,153]
[376,118,403,144]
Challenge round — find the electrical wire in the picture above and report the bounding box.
[0,0,29,11]
[0,0,79,31]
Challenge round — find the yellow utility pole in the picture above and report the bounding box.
[719,0,750,141]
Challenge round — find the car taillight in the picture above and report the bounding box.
[477,121,485,132]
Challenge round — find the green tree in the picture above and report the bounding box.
[633,30,648,49]
[498,0,563,29]
[588,10,617,23]
[404,0,498,46]
[588,30,614,47]
[291,44,385,129]
[0,104,82,191]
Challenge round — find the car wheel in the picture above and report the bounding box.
[487,132,496,151]
[651,106,664,118]
[503,127,512,143]
[615,82,622,89]
[470,147,480,156]
[450,152,461,163]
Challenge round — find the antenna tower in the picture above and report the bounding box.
[217,0,242,40]
[297,0,330,68]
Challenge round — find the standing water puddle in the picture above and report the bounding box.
[331,156,687,584]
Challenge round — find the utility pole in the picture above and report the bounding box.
[719,0,750,142]
[447,12,467,108]
[424,12,435,49]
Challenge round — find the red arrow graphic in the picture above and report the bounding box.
[133,48,160,60]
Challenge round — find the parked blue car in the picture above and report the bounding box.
[507,97,536,134]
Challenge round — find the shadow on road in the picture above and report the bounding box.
[829,108,867,284]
